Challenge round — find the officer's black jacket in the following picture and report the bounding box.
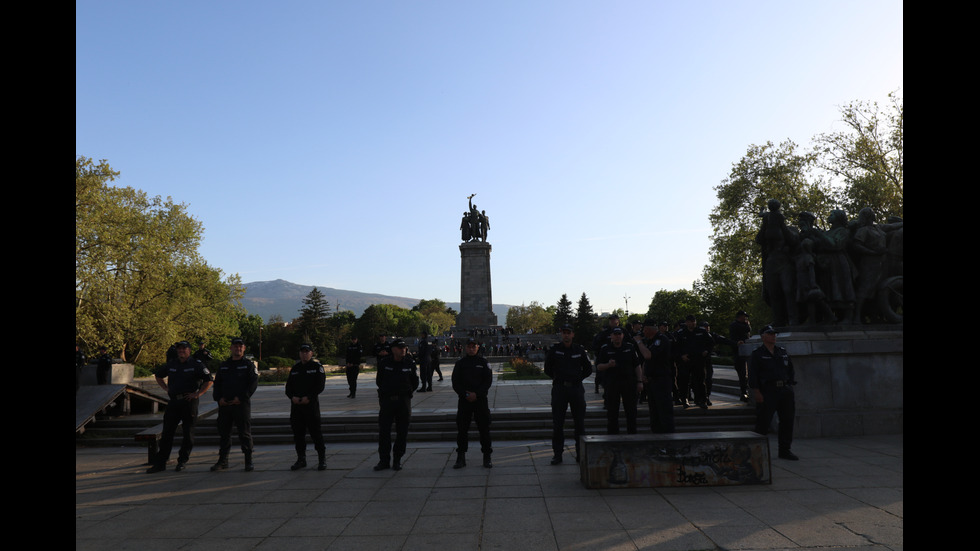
[544,343,593,384]
[376,356,419,397]
[596,341,639,382]
[345,342,363,365]
[673,327,714,361]
[642,333,673,378]
[747,345,795,389]
[285,360,326,404]
[452,354,492,398]
[212,357,258,402]
[154,358,212,398]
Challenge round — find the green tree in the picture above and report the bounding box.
[505,302,553,334]
[646,289,702,328]
[353,304,426,343]
[235,312,264,353]
[698,140,833,327]
[298,288,331,356]
[261,314,294,360]
[326,310,357,352]
[552,293,574,332]
[815,91,903,220]
[76,156,244,365]
[412,298,456,335]
[573,293,598,348]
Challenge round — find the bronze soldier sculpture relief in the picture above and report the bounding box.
[757,200,903,326]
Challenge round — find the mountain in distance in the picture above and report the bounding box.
[241,279,512,324]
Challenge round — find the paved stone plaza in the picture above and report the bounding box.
[76,374,902,550]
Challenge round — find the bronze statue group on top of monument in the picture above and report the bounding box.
[460,193,490,243]
[757,199,903,327]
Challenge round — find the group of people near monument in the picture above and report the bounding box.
[142,311,799,474]
[142,334,496,474]
[583,312,799,461]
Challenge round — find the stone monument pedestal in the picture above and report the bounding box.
[457,241,497,330]
[740,328,903,437]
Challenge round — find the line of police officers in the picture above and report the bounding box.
[145,316,796,474]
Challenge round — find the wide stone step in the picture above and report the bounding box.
[76,405,756,449]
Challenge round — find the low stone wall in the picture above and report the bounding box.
[79,363,135,385]
[580,432,771,488]
[740,328,903,438]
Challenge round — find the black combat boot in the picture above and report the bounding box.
[290,455,307,471]
[453,451,466,469]
[317,450,327,471]
[244,452,254,472]
[211,454,229,472]
[483,452,493,468]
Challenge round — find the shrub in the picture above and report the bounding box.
[259,367,291,384]
[264,356,294,368]
[508,357,543,377]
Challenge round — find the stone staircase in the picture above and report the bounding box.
[75,368,755,449]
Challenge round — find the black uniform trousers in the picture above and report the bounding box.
[647,375,675,433]
[290,402,325,455]
[603,377,638,434]
[378,394,411,462]
[679,358,708,404]
[155,398,199,466]
[419,358,434,390]
[346,365,360,396]
[216,402,253,456]
[455,396,492,454]
[755,383,796,452]
[734,355,749,393]
[551,382,586,456]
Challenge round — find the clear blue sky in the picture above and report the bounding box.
[76,1,903,316]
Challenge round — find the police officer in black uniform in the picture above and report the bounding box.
[193,341,214,365]
[544,324,593,465]
[749,325,799,460]
[345,335,363,398]
[673,315,714,409]
[96,345,112,385]
[595,327,643,434]
[729,311,752,401]
[700,320,736,406]
[374,338,419,471]
[636,319,675,433]
[210,337,258,472]
[147,341,213,473]
[286,343,328,470]
[373,333,391,368]
[592,313,623,396]
[431,337,444,381]
[452,338,494,469]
